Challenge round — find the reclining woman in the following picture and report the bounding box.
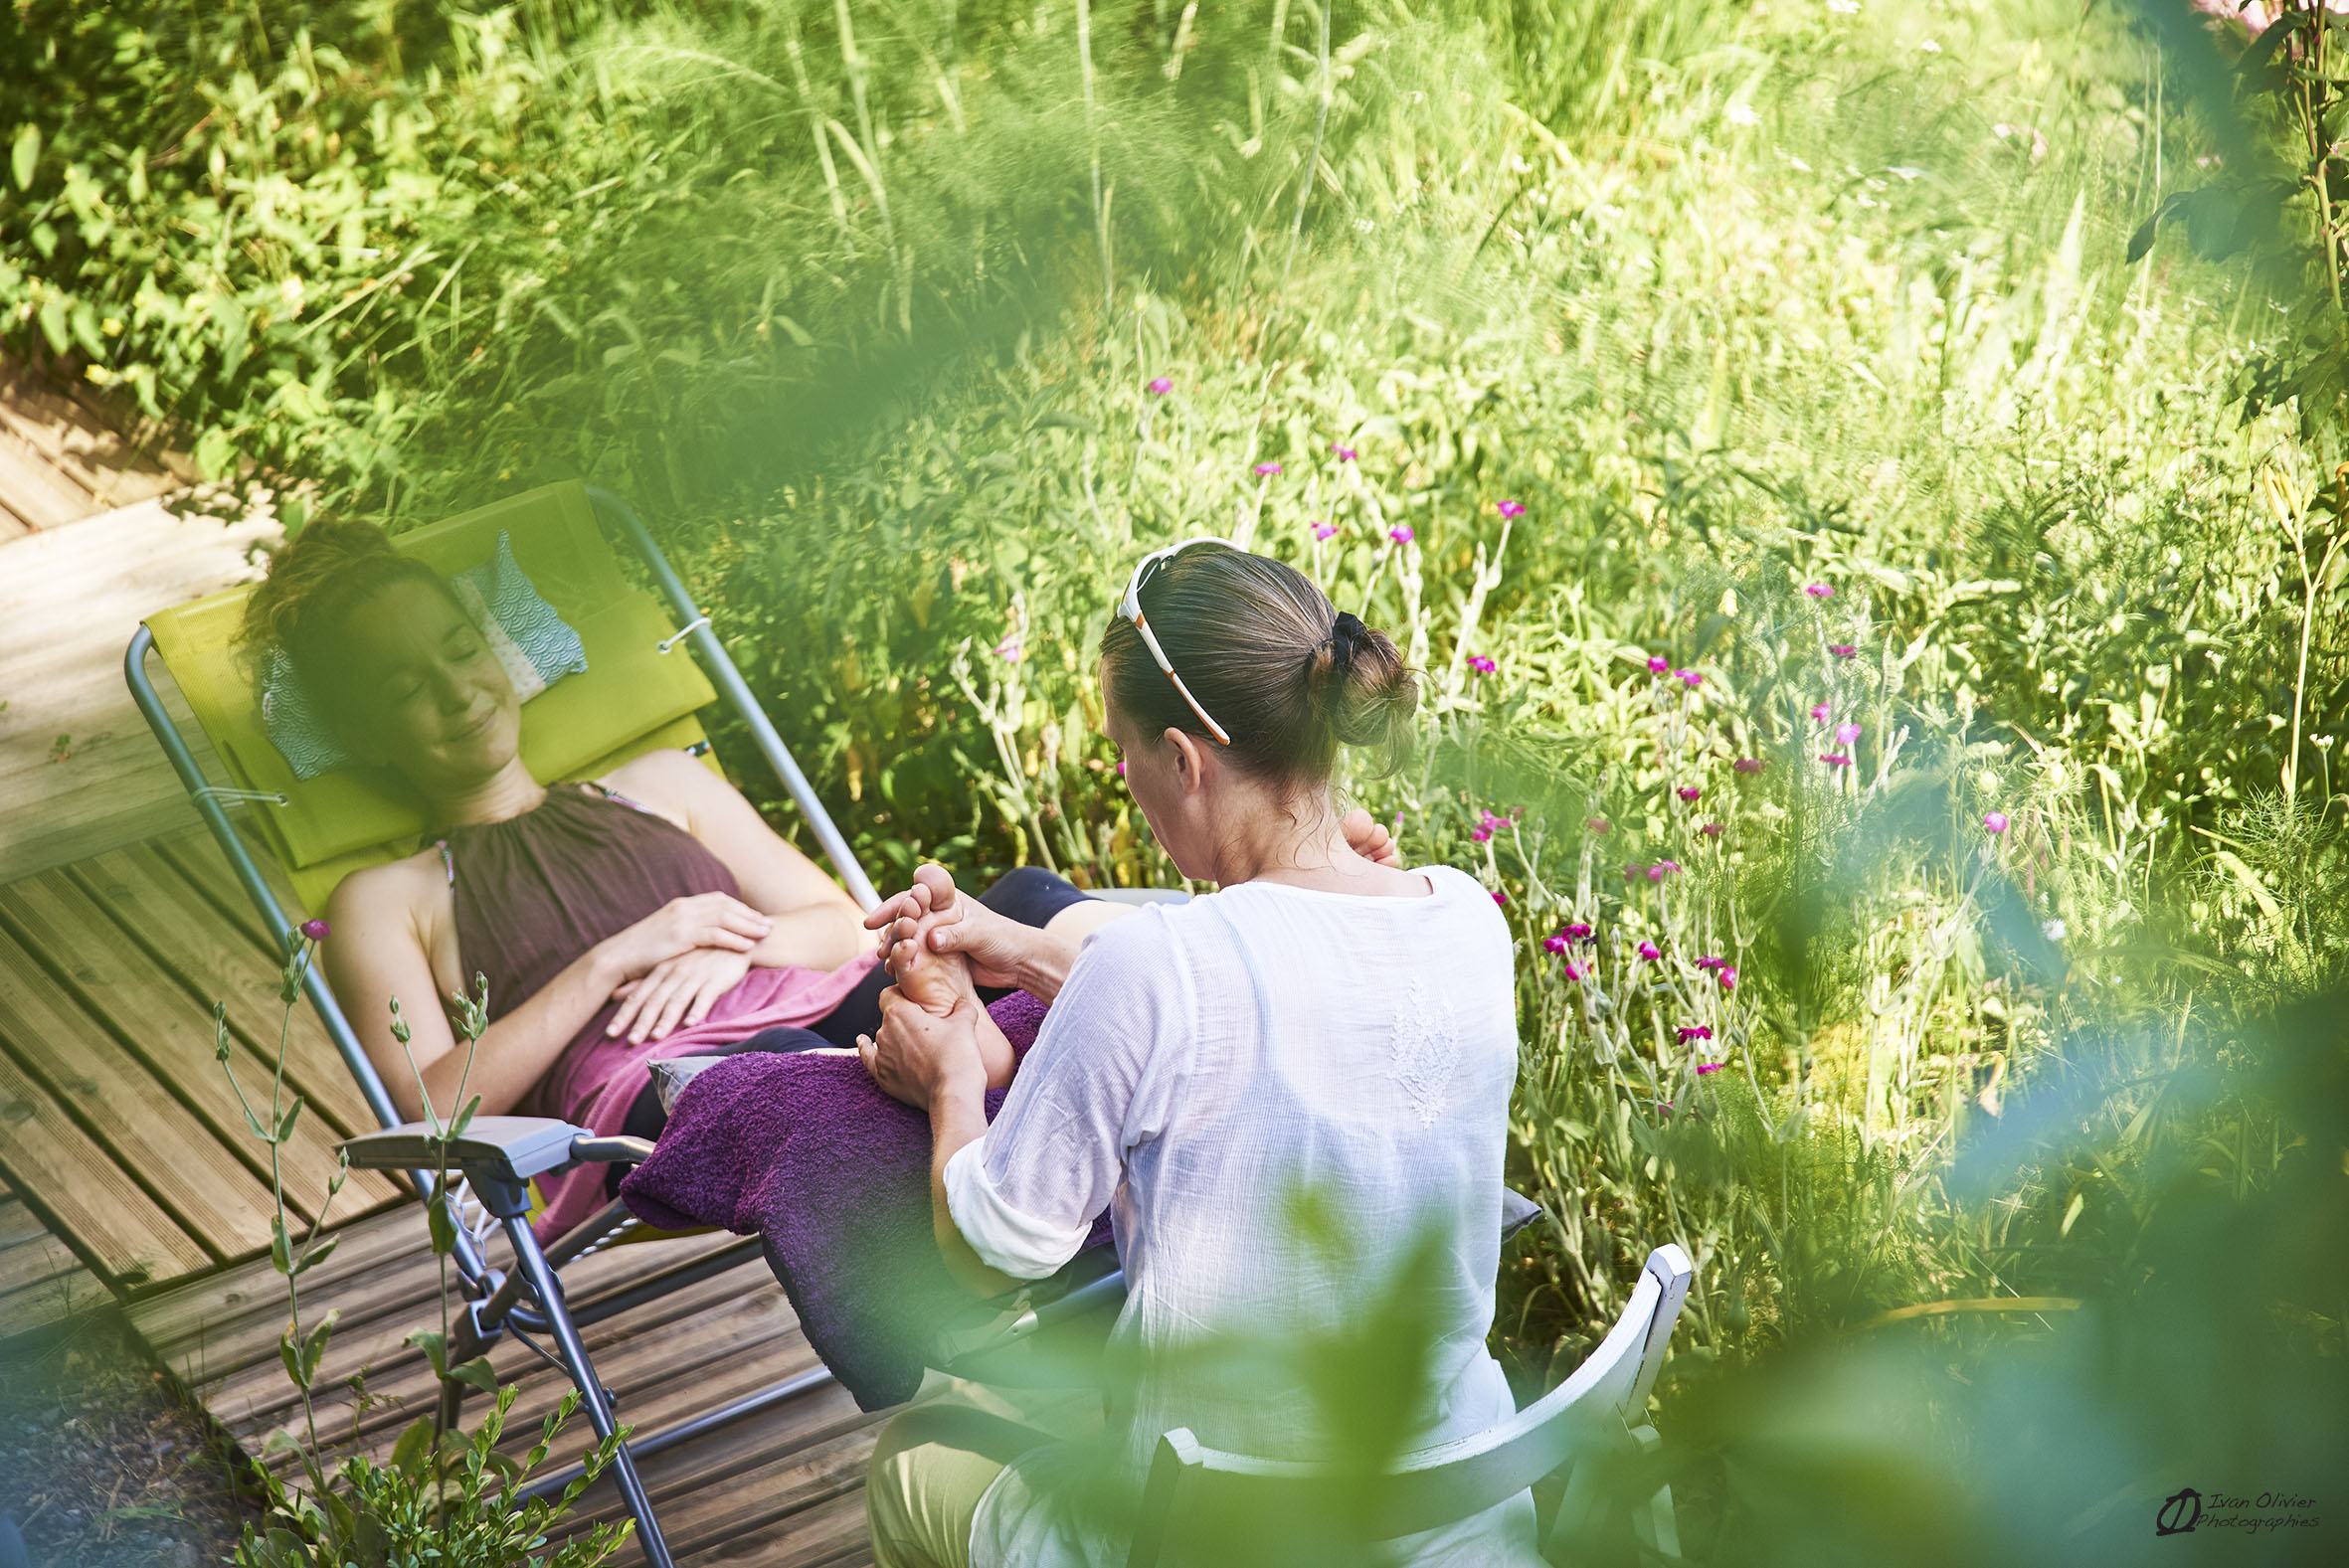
[855,541,1537,1568]
[243,520,1126,1240]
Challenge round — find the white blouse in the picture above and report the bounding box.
[946,863,1542,1568]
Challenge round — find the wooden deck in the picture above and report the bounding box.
[131,1204,883,1566]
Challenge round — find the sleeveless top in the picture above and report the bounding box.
[441,783,739,1121]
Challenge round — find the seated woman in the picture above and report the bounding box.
[243,520,1121,1239]
[856,540,1537,1568]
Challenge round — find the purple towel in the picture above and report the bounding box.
[618,990,1111,1410]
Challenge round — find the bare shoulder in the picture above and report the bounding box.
[326,845,442,925]
[604,747,737,819]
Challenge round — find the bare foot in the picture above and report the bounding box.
[888,908,981,1018]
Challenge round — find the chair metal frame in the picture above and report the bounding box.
[1126,1243,1695,1568]
[124,486,904,1568]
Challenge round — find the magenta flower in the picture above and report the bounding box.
[1562,923,1594,942]
[1491,889,1509,907]
[1695,1062,1723,1076]
[1116,760,1127,777]
[1314,523,1338,540]
[1718,966,1737,991]
[1700,821,1724,839]
[1623,863,1642,882]
[1819,753,1853,767]
[1637,942,1663,961]
[1468,654,1497,674]
[1835,722,1862,745]
[1388,525,1415,545]
[1732,758,1765,775]
[1148,377,1173,395]
[1332,443,1357,461]
[1562,961,1586,981]
[1542,934,1568,955]
[994,634,1024,662]
[1648,655,1670,674]
[1810,702,1832,723]
[1498,499,1527,519]
[299,919,331,942]
[1983,811,2010,834]
[1588,817,1611,835]
[1677,1025,1714,1043]
[1647,860,1683,881]
[1695,956,1723,971]
[1679,669,1704,689]
[1829,644,1857,658]
[1254,461,1284,476]
[1677,785,1702,803]
[1805,583,1834,599]
[1470,808,1510,844]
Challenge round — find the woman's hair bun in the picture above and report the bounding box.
[1322,618,1418,771]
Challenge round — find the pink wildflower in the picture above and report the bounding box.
[1700,821,1724,839]
[1677,1025,1714,1043]
[1835,721,1862,745]
[1830,644,1858,658]
[1314,523,1338,540]
[1562,923,1594,942]
[1647,861,1682,881]
[1648,655,1670,674]
[1542,934,1568,955]
[1810,702,1832,723]
[1562,961,1586,981]
[1332,443,1357,461]
[994,635,1023,662]
[1820,753,1853,767]
[1679,669,1704,689]
[1695,1062,1723,1076]
[1254,461,1284,476]
[1116,760,1127,778]
[299,919,330,942]
[1468,654,1497,674]
[1498,499,1527,519]
[1695,956,1723,971]
[1732,758,1765,775]
[1983,811,2010,834]
[1148,377,1173,395]
[1588,817,1611,835]
[1678,785,1702,803]
[1623,863,1642,882]
[1492,889,1509,907]
[1718,966,1737,991]
[1388,525,1415,545]
[1805,583,1834,599]
[1637,942,1663,961]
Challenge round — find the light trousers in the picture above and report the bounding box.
[866,1379,1101,1568]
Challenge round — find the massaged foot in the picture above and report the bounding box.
[887,907,1016,1088]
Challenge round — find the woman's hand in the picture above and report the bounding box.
[607,946,753,1043]
[865,864,1032,990]
[597,893,772,983]
[858,984,991,1111]
[1341,807,1402,868]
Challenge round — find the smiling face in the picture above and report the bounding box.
[325,578,521,795]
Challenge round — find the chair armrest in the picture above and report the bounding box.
[338,1116,605,1184]
[928,1249,1126,1383]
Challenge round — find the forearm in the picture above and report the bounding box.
[744,900,868,973]
[1008,926,1081,1005]
[929,1083,1019,1298]
[410,945,622,1122]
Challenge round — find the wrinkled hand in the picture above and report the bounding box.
[858,984,990,1110]
[864,863,1028,989]
[1341,807,1402,868]
[608,946,753,1043]
[601,892,771,982]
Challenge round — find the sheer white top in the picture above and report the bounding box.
[948,863,1541,1568]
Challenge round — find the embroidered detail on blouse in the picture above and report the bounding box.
[1387,974,1462,1127]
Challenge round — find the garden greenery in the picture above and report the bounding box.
[17,0,2341,1557]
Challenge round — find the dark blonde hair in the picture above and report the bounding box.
[1100,546,1417,786]
[241,520,459,704]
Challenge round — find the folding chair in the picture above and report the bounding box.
[1126,1243,1695,1568]
[124,479,1016,1567]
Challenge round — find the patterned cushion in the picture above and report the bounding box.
[259,530,590,779]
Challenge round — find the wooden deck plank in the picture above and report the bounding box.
[69,842,396,1146]
[0,498,276,883]
[0,872,353,1225]
[153,824,311,945]
[131,1204,885,1568]
[0,427,99,530]
[0,1188,112,1344]
[0,912,281,1258]
[0,1047,209,1286]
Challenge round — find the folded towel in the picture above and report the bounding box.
[618,989,1112,1410]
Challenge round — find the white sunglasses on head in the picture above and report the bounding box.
[1116,536,1237,746]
